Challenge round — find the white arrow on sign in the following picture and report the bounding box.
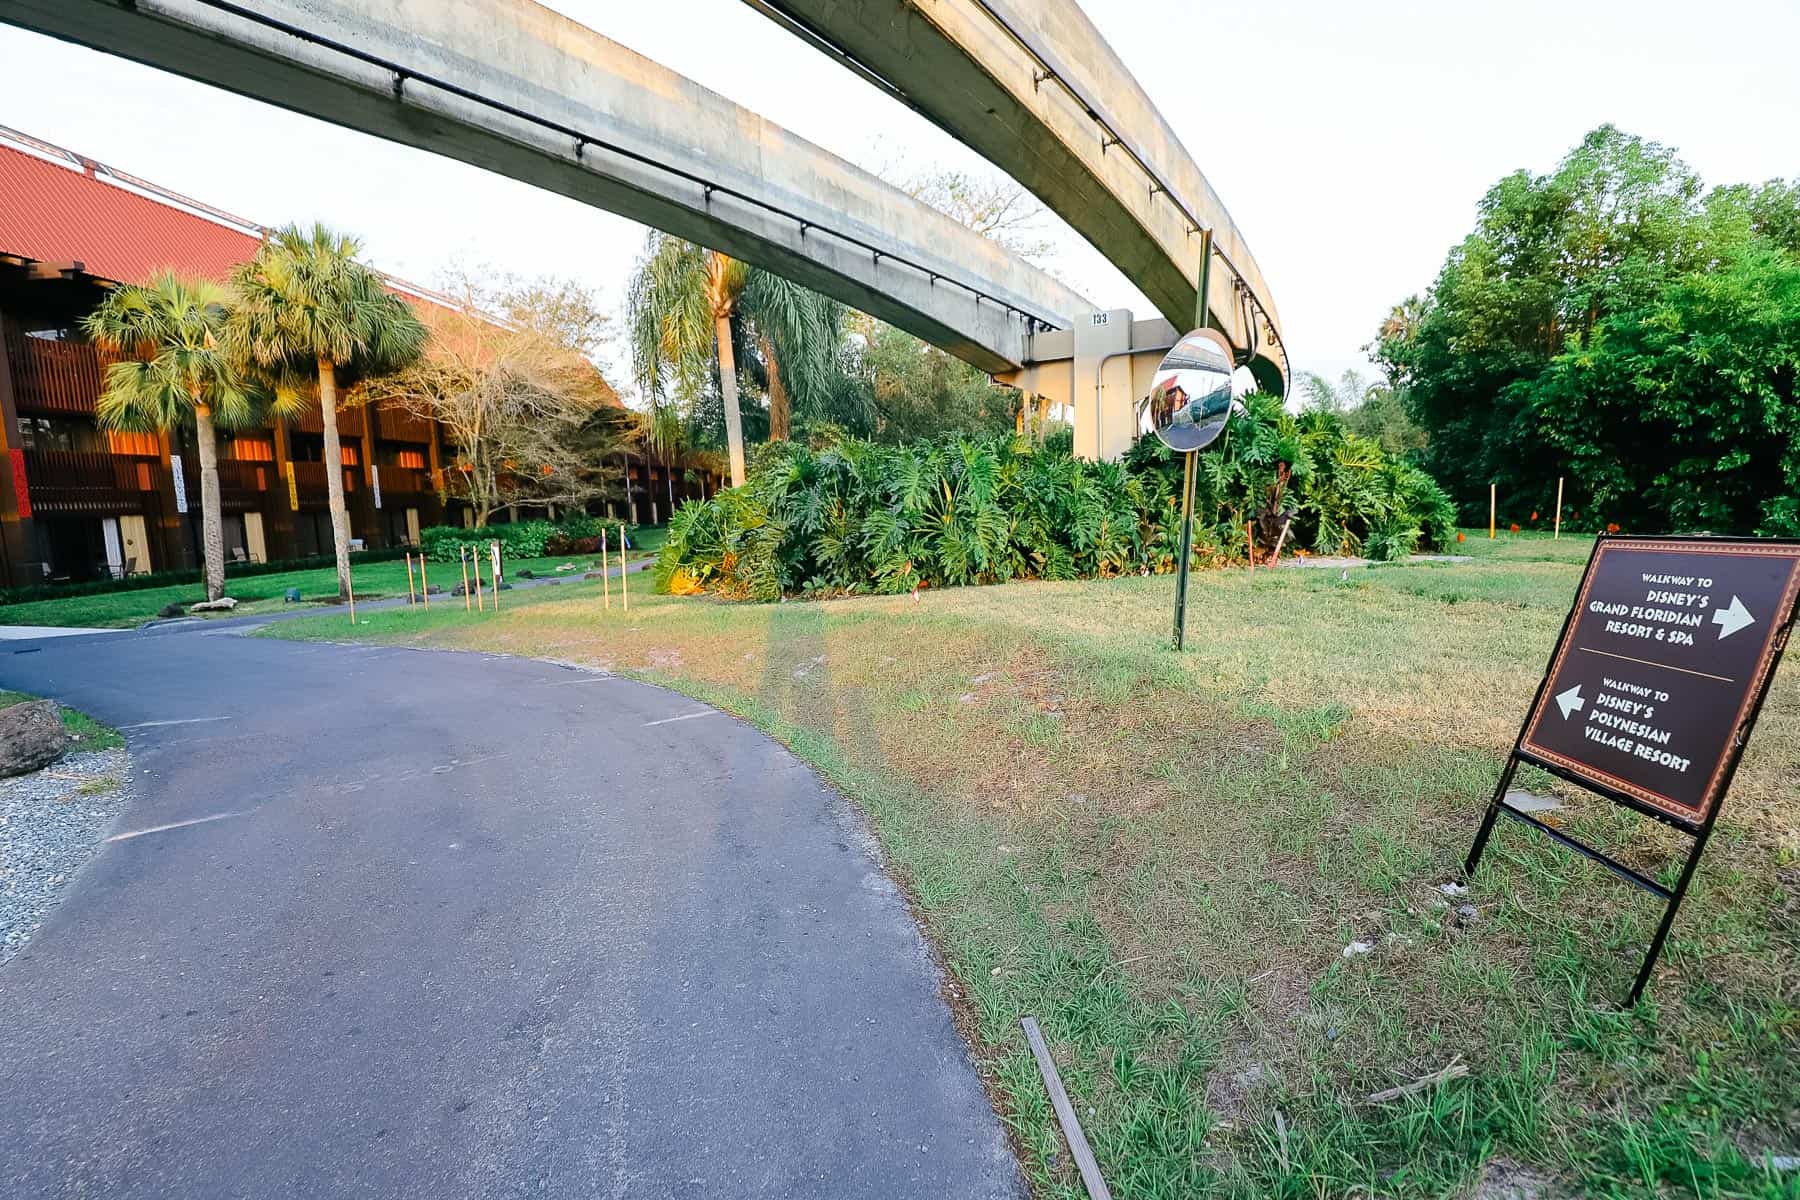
[1555,685,1585,720]
[1712,595,1755,640]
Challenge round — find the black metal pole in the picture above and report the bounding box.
[1172,230,1213,653]
[1628,819,1717,1005]
[1463,754,1519,876]
[1172,450,1197,650]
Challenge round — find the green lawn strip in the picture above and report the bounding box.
[0,688,124,751]
[260,559,1799,1198]
[1448,529,1597,565]
[0,547,654,629]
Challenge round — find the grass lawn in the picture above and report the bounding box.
[0,689,124,751]
[264,528,1797,1198]
[0,526,665,629]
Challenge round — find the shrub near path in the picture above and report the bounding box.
[267,535,1800,1199]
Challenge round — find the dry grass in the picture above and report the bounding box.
[269,532,1800,1198]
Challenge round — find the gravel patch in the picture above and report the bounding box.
[0,747,132,966]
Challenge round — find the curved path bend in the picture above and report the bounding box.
[0,626,1020,1199]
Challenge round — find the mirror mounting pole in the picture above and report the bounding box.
[1173,230,1215,651]
[1173,448,1198,650]
[1195,227,1213,332]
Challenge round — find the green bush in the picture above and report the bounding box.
[418,514,621,562]
[655,399,1457,599]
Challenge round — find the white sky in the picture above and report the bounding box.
[2,0,1797,394]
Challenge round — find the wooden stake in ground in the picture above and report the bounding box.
[601,529,611,609]
[1021,1016,1112,1200]
[418,554,429,609]
[1246,522,1256,569]
[1269,516,1294,568]
[1490,484,1497,539]
[405,552,417,606]
[346,569,356,624]
[1554,476,1564,540]
[460,545,472,612]
[619,525,628,612]
[472,545,485,612]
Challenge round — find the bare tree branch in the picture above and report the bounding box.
[359,274,626,526]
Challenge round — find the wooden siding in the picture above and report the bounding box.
[17,450,149,514]
[4,330,117,415]
[375,401,433,443]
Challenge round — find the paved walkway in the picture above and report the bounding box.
[0,626,1020,1198]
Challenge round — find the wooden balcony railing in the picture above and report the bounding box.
[289,460,327,501]
[287,461,360,502]
[376,465,428,495]
[17,450,150,515]
[375,402,433,443]
[178,458,269,509]
[4,331,117,415]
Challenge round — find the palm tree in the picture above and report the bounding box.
[227,224,425,600]
[84,273,268,602]
[742,269,844,443]
[628,232,843,486]
[644,399,686,518]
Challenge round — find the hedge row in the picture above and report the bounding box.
[419,515,636,562]
[655,399,1458,600]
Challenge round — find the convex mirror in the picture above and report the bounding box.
[1141,327,1243,452]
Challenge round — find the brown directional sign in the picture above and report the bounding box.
[1520,537,1800,829]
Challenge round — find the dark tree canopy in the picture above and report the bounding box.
[1373,125,1800,535]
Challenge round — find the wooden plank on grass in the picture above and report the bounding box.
[1021,1016,1112,1200]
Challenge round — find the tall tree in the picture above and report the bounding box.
[898,165,1055,265]
[359,277,623,527]
[643,399,687,516]
[627,232,843,484]
[1374,126,1707,515]
[1526,241,1800,535]
[629,238,747,484]
[845,316,1019,442]
[84,273,271,601]
[227,224,425,599]
[1375,125,1800,533]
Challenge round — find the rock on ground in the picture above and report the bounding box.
[0,747,132,966]
[0,701,68,778]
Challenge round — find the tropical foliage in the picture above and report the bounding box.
[83,273,284,602]
[227,223,426,598]
[624,170,1044,469]
[628,232,844,485]
[656,399,1455,600]
[1375,125,1800,534]
[420,515,615,563]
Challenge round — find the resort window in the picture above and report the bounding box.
[106,430,160,457]
[229,436,275,462]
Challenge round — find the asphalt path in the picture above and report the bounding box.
[0,624,1021,1198]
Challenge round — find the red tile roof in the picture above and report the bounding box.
[0,126,618,404]
[0,138,260,285]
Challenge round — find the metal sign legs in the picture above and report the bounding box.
[1464,752,1718,1007]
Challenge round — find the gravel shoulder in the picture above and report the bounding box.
[0,746,133,966]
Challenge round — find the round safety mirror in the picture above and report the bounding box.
[1141,327,1242,452]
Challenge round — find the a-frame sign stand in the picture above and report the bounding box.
[1464,535,1800,1006]
[1465,735,1727,1007]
